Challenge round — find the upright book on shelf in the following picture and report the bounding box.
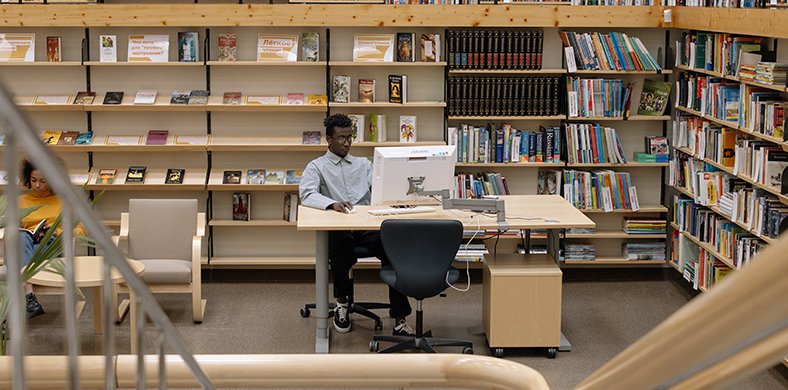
[257,34,298,62]
[46,36,61,62]
[349,114,365,142]
[399,115,416,143]
[358,79,375,103]
[128,35,169,62]
[146,130,169,145]
[388,75,407,104]
[99,35,116,62]
[134,89,157,105]
[369,114,386,143]
[217,33,237,62]
[178,32,199,62]
[396,33,415,62]
[301,32,319,62]
[232,193,251,221]
[165,168,185,184]
[420,33,440,62]
[333,75,350,103]
[353,34,394,62]
[125,166,147,183]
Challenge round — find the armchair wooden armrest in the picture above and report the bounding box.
[192,212,206,322]
[112,213,129,247]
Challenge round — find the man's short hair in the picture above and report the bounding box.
[323,113,353,137]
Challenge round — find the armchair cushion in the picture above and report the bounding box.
[128,199,198,262]
[138,259,192,284]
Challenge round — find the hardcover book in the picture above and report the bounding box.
[307,94,327,105]
[177,32,198,62]
[103,91,124,105]
[174,135,209,145]
[286,93,304,105]
[217,33,237,62]
[146,130,169,145]
[369,114,386,143]
[399,115,416,143]
[46,36,61,62]
[353,34,394,62]
[34,95,71,105]
[232,193,251,221]
[128,35,169,62]
[301,32,319,62]
[396,33,415,62]
[74,131,93,145]
[302,131,321,145]
[222,92,242,105]
[421,33,440,62]
[41,130,61,145]
[637,79,671,116]
[133,89,157,105]
[170,90,191,105]
[223,170,242,185]
[264,170,285,185]
[165,168,185,184]
[388,75,407,104]
[358,79,375,103]
[283,193,299,223]
[257,34,298,62]
[95,169,116,185]
[644,136,669,156]
[105,135,142,145]
[246,169,266,184]
[188,90,209,105]
[246,95,280,105]
[125,166,147,183]
[285,169,303,185]
[348,114,365,142]
[73,91,96,105]
[57,131,79,145]
[0,33,35,62]
[99,34,116,62]
[333,75,350,103]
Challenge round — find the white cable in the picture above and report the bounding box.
[446,213,481,292]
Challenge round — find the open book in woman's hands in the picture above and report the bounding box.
[20,219,50,244]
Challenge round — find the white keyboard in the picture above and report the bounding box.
[367,206,437,216]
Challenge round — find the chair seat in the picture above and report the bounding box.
[138,259,192,284]
[380,266,460,300]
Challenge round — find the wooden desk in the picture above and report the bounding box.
[297,195,595,355]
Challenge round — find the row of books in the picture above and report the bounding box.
[347,114,417,143]
[623,218,666,234]
[447,125,561,164]
[91,168,185,185]
[560,31,661,72]
[564,244,595,261]
[673,233,732,291]
[677,31,763,77]
[675,73,740,123]
[446,29,544,70]
[622,242,666,260]
[451,172,510,199]
[733,138,788,189]
[564,123,627,164]
[33,91,328,106]
[672,114,735,166]
[447,76,561,117]
[717,188,786,240]
[562,170,640,211]
[738,85,785,139]
[30,132,332,147]
[332,75,408,104]
[567,78,634,118]
[752,63,788,86]
[231,192,301,223]
[221,169,303,185]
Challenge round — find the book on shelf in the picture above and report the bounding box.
[73,91,96,105]
[286,169,303,185]
[174,135,209,145]
[222,92,242,105]
[99,34,116,62]
[622,242,666,261]
[74,131,93,145]
[452,172,510,199]
[178,32,199,62]
[134,89,158,105]
[217,33,237,62]
[301,32,319,62]
[754,62,788,87]
[264,170,285,185]
[145,130,169,145]
[645,135,670,157]
[33,95,71,105]
[396,32,415,62]
[388,75,407,104]
[560,31,660,71]
[449,124,561,164]
[563,170,639,211]
[307,94,327,105]
[353,34,394,62]
[283,193,299,223]
[738,85,784,139]
[41,130,61,145]
[302,131,321,145]
[358,79,375,103]
[246,169,266,184]
[564,244,595,261]
[103,91,124,105]
[95,169,116,185]
[369,114,386,143]
[232,193,251,222]
[399,115,416,143]
[736,51,761,79]
[246,95,280,105]
[165,168,185,184]
[537,169,561,195]
[333,75,351,103]
[286,93,304,105]
[420,33,440,63]
[223,170,241,185]
[128,35,169,62]
[448,76,561,117]
[125,166,147,183]
[57,131,79,145]
[348,114,365,142]
[188,90,209,105]
[105,135,142,145]
[170,90,191,105]
[46,36,61,62]
[623,217,666,234]
[637,79,671,116]
[257,34,298,62]
[567,77,633,118]
[0,33,35,62]
[678,31,762,76]
[564,123,627,165]
[69,173,90,186]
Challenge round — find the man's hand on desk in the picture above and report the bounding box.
[327,202,354,214]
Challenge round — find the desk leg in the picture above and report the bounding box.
[548,229,572,353]
[315,230,330,354]
[92,286,103,333]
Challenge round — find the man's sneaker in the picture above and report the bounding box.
[393,320,416,337]
[333,301,351,333]
[26,293,44,319]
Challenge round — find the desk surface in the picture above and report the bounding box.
[29,256,145,288]
[297,195,595,231]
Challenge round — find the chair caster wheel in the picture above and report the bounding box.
[369,340,379,352]
[546,347,557,359]
[462,347,474,355]
[300,308,310,318]
[193,320,203,324]
[493,348,504,358]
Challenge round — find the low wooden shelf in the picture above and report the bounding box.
[580,205,668,213]
[566,115,670,121]
[0,61,82,67]
[209,220,295,227]
[456,162,563,168]
[449,115,564,121]
[330,102,446,108]
[84,61,203,67]
[571,69,672,75]
[207,61,327,67]
[564,231,665,239]
[86,168,207,191]
[330,61,446,67]
[562,259,666,266]
[448,68,564,74]
[566,162,668,168]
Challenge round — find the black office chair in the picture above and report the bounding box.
[300,246,390,330]
[369,219,473,354]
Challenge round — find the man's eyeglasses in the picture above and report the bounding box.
[333,136,353,145]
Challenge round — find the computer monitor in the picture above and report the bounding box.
[371,145,456,206]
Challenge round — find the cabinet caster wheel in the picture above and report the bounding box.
[546,347,557,359]
[462,347,474,355]
[300,308,310,318]
[493,348,504,358]
[369,340,379,352]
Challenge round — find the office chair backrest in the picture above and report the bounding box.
[380,219,463,300]
[128,199,198,261]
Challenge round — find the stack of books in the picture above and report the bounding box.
[623,243,666,260]
[623,218,666,234]
[455,243,489,263]
[564,244,595,261]
[754,62,788,87]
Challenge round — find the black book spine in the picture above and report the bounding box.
[448,30,455,68]
[536,30,544,70]
[552,76,560,116]
[460,31,468,69]
[511,77,519,117]
[471,30,479,69]
[525,31,533,70]
[492,30,501,70]
[460,76,468,116]
[504,31,512,70]
[480,77,488,116]
[514,31,523,70]
[525,77,534,116]
[448,76,455,116]
[485,30,494,69]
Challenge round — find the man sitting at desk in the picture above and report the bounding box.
[299,113,414,336]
